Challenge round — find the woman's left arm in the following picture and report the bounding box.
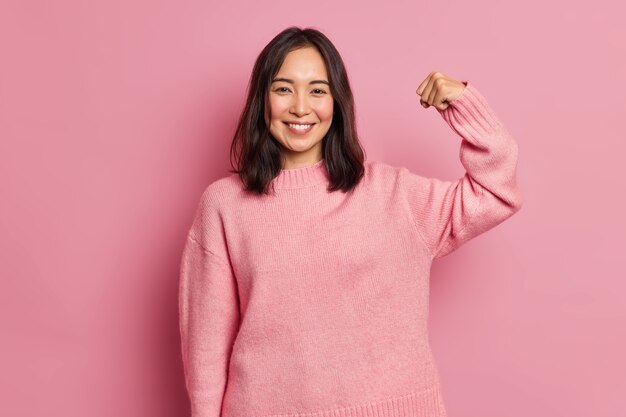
[402,73,523,259]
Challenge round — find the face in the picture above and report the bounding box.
[265,46,334,169]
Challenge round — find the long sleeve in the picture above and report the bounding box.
[401,80,523,259]
[178,188,240,417]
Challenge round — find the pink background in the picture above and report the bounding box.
[1,0,624,416]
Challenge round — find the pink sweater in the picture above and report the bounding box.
[178,80,522,417]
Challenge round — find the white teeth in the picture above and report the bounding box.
[288,123,312,130]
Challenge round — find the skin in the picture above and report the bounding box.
[415,71,466,110]
[265,46,334,169]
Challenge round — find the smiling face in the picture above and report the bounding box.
[265,46,334,169]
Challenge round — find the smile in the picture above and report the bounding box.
[284,122,315,135]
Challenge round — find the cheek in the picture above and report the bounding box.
[316,100,334,122]
[268,96,288,121]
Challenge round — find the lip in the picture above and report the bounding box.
[284,121,315,135]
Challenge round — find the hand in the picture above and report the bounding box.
[416,71,466,111]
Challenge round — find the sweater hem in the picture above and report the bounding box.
[233,385,447,417]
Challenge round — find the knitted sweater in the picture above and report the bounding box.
[178,80,523,417]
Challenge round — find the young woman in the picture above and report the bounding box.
[179,26,522,417]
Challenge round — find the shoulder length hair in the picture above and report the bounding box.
[228,26,366,196]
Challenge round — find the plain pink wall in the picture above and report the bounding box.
[1,0,624,416]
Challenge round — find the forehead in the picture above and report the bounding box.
[273,47,328,81]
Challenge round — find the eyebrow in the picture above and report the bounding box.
[271,77,330,86]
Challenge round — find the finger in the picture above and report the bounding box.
[416,71,435,96]
[428,78,444,107]
[421,78,435,107]
[416,77,428,96]
[417,75,431,107]
[433,87,448,110]
[436,100,449,111]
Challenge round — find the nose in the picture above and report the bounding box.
[290,93,311,117]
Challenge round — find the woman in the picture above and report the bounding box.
[179,26,522,417]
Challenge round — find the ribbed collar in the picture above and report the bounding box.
[271,158,329,189]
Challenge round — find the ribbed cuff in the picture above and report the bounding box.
[437,80,504,144]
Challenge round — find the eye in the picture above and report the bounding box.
[273,87,328,95]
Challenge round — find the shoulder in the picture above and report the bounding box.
[363,159,411,186]
[197,172,244,212]
[362,159,432,194]
[366,159,401,175]
[187,173,242,241]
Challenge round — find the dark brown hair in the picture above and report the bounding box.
[228,26,366,195]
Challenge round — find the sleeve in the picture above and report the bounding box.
[401,80,523,259]
[178,188,241,417]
